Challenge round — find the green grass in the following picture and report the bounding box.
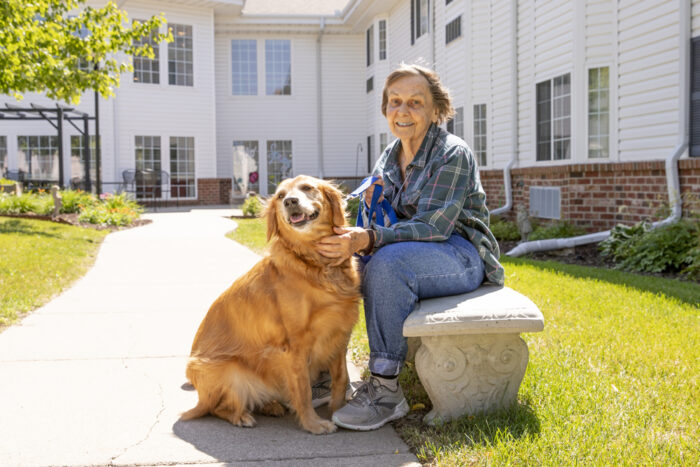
[0,217,108,327]
[226,217,268,254]
[225,216,699,465]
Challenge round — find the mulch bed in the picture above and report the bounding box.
[0,212,151,232]
[497,239,692,282]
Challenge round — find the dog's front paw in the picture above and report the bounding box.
[303,418,337,435]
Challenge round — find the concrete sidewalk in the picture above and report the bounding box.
[0,208,418,466]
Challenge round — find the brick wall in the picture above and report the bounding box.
[197,178,232,205]
[481,159,700,232]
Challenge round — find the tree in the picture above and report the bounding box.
[0,0,172,104]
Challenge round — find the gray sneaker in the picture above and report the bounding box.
[331,376,409,431]
[311,371,354,408]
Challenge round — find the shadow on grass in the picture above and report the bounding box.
[0,218,62,238]
[502,256,700,307]
[397,401,541,461]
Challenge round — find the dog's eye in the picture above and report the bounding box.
[300,185,313,192]
[277,191,285,199]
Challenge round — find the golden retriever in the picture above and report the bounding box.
[181,175,360,434]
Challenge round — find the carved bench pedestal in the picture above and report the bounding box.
[403,285,544,425]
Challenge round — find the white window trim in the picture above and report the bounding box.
[533,71,573,164]
[585,63,616,162]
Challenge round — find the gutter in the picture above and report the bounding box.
[316,17,326,179]
[491,0,518,217]
[506,0,688,257]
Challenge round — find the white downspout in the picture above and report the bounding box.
[506,0,688,257]
[491,0,518,217]
[316,17,326,179]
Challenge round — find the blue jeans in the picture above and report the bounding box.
[360,234,485,376]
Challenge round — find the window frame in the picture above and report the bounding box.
[411,0,430,45]
[231,39,258,96]
[265,39,292,96]
[167,23,193,87]
[17,135,59,179]
[587,66,610,159]
[170,136,196,199]
[473,104,487,166]
[536,73,571,162]
[266,140,293,193]
[132,19,160,84]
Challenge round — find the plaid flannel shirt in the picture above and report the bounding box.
[365,123,505,285]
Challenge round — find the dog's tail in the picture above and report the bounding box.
[180,401,210,420]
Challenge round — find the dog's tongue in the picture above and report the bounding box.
[290,213,306,224]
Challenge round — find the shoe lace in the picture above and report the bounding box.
[347,377,381,407]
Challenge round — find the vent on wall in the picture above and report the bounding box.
[529,186,561,219]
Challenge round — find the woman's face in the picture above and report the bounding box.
[385,74,438,148]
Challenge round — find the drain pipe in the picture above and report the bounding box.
[491,0,518,217]
[506,1,688,257]
[316,17,326,179]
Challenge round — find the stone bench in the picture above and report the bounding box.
[403,285,544,424]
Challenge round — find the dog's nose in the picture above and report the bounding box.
[284,197,299,208]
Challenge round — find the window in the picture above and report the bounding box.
[233,141,260,195]
[588,67,609,159]
[0,136,6,175]
[411,0,429,45]
[366,76,374,93]
[168,24,193,86]
[473,104,487,166]
[70,135,98,187]
[379,20,387,60]
[447,106,464,139]
[366,135,374,173]
[18,136,58,179]
[133,21,160,84]
[446,0,454,4]
[380,133,388,154]
[267,140,292,193]
[232,40,258,95]
[690,37,700,156]
[536,73,571,161]
[170,137,195,198]
[446,16,461,44]
[134,136,162,198]
[366,25,374,67]
[265,40,291,95]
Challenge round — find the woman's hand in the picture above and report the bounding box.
[317,226,370,266]
[364,178,384,207]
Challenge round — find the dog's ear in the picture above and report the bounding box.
[322,182,347,228]
[263,197,279,242]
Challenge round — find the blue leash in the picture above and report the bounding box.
[348,176,398,263]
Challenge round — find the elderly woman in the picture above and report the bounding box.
[317,63,504,431]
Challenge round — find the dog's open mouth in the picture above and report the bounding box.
[287,210,319,227]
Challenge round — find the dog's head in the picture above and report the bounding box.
[264,175,346,242]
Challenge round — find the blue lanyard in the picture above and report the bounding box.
[348,176,398,228]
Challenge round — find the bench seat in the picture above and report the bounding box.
[403,285,544,424]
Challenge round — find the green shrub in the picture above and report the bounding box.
[242,195,263,217]
[490,216,520,241]
[77,192,143,227]
[599,221,651,261]
[0,192,52,215]
[0,178,16,185]
[529,220,586,241]
[345,196,360,226]
[60,190,98,213]
[600,219,700,276]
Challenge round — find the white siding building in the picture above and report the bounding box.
[1,0,698,228]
